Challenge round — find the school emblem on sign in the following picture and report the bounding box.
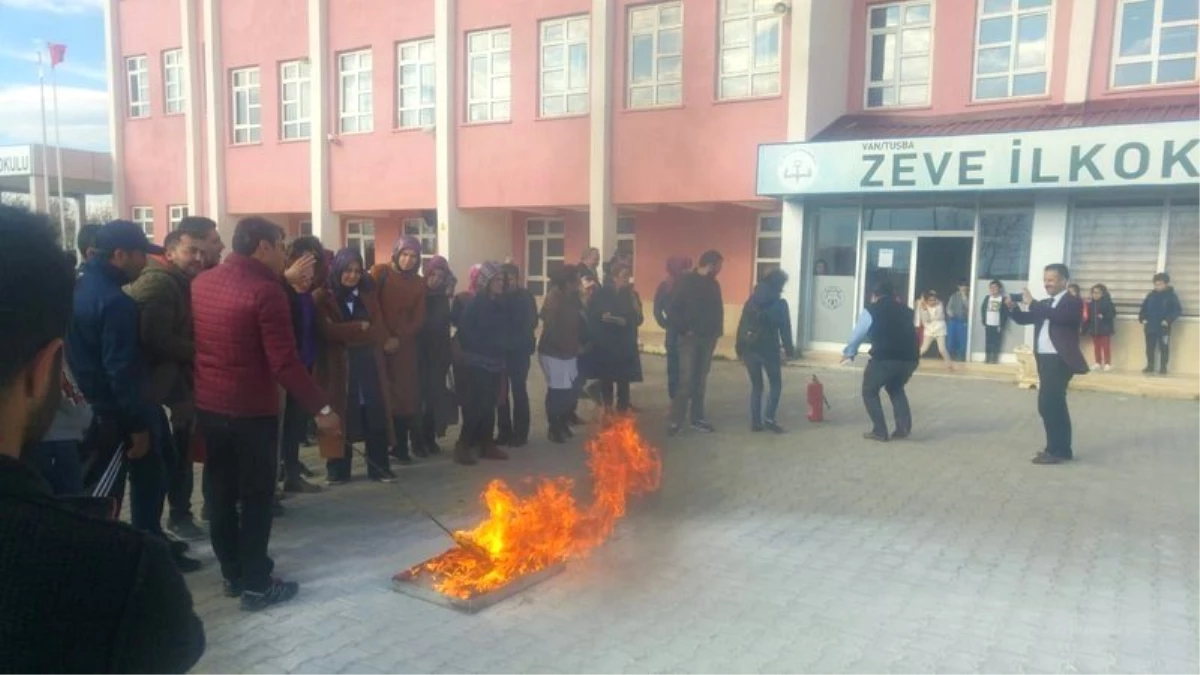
[820,285,844,310]
[777,148,818,192]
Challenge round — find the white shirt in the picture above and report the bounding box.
[1036,290,1068,355]
[984,295,1003,327]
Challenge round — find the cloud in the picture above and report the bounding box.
[0,0,102,14]
[0,45,109,84]
[0,84,109,150]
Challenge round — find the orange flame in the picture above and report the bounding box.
[407,415,662,599]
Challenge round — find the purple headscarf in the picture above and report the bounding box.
[664,255,692,292]
[465,263,483,295]
[422,254,457,294]
[330,247,373,300]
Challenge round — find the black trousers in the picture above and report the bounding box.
[861,359,916,437]
[599,379,631,412]
[459,366,500,447]
[1145,330,1170,372]
[327,405,390,479]
[1035,354,1074,459]
[984,325,1003,364]
[166,415,194,523]
[279,393,308,481]
[497,353,531,442]
[197,411,278,592]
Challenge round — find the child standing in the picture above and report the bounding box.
[916,290,954,371]
[1083,284,1116,371]
[946,279,970,362]
[1139,272,1183,375]
[980,279,1008,364]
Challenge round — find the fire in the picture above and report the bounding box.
[407,415,662,599]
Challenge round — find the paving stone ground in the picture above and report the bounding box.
[182,357,1199,674]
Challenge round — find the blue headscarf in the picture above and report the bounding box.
[329,247,374,300]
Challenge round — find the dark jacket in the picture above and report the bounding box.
[735,283,796,360]
[124,258,194,405]
[66,257,151,433]
[0,456,205,673]
[191,254,328,418]
[1139,287,1182,331]
[457,292,513,372]
[538,286,582,359]
[866,298,919,362]
[506,287,539,357]
[1010,293,1089,374]
[652,280,674,331]
[588,284,644,380]
[1083,297,1117,337]
[668,272,724,338]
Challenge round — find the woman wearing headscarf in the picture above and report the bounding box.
[417,255,457,454]
[370,236,427,462]
[453,262,512,465]
[538,264,582,442]
[569,268,601,427]
[495,262,538,447]
[653,256,692,402]
[313,248,396,483]
[588,261,644,413]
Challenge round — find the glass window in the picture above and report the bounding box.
[526,218,565,296]
[397,38,436,129]
[976,209,1033,280]
[126,55,150,118]
[131,206,154,236]
[230,67,261,144]
[1112,0,1198,88]
[467,27,512,123]
[863,206,974,231]
[754,213,783,282]
[402,217,438,262]
[865,1,932,108]
[346,220,376,266]
[617,215,636,280]
[168,205,188,231]
[338,49,373,134]
[973,0,1053,100]
[280,59,311,140]
[163,49,184,114]
[540,16,590,117]
[719,0,782,99]
[627,2,684,108]
[810,207,858,276]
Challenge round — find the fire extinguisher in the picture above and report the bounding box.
[807,375,831,422]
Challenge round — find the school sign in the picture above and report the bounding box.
[756,121,1200,196]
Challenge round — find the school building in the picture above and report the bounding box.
[104,0,1199,373]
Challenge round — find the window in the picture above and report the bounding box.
[974,0,1053,100]
[1112,0,1198,87]
[540,16,590,117]
[976,209,1033,280]
[865,1,932,108]
[617,216,636,280]
[397,39,436,128]
[718,0,782,99]
[300,220,313,236]
[754,213,782,282]
[525,218,565,296]
[810,207,858,277]
[627,2,683,108]
[163,49,184,114]
[402,217,438,261]
[168,205,188,231]
[339,50,373,133]
[864,206,974,231]
[126,55,150,118]
[346,220,376,266]
[230,67,261,144]
[467,28,512,122]
[280,60,311,140]
[131,206,154,236]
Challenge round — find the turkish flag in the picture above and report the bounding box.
[48,43,67,68]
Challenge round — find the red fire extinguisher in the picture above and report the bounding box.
[807,375,831,422]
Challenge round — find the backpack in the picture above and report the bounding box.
[736,300,771,353]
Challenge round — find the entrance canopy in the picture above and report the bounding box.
[0,144,113,197]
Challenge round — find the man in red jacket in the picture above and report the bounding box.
[191,216,341,611]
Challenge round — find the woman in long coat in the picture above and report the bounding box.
[369,236,427,461]
[587,261,644,413]
[313,248,397,483]
[417,255,457,454]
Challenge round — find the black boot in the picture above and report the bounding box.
[390,416,414,464]
[548,415,566,444]
[408,416,428,458]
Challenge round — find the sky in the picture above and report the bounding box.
[0,0,110,151]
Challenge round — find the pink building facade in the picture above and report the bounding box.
[105,0,1199,371]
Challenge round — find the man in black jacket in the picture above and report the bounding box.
[496,263,538,446]
[841,280,920,442]
[0,205,205,673]
[667,249,724,436]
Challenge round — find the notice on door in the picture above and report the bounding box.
[877,248,895,268]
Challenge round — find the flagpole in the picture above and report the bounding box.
[37,49,51,215]
[50,45,68,248]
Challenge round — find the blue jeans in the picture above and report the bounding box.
[947,319,967,361]
[745,352,783,425]
[30,440,84,496]
[665,329,680,400]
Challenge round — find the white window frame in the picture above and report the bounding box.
[230,66,261,145]
[972,0,1054,101]
[168,205,188,231]
[402,217,438,261]
[163,49,184,115]
[466,27,512,123]
[718,0,783,100]
[540,15,590,117]
[627,1,684,108]
[525,218,565,296]
[126,55,150,118]
[754,213,783,282]
[346,219,376,264]
[338,49,373,134]
[864,0,933,109]
[131,206,154,237]
[397,38,436,129]
[280,59,311,140]
[1111,0,1199,88]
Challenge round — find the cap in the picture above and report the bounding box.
[94,219,164,255]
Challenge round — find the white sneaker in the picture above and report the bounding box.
[1103,364,1112,372]
[1091,363,1102,371]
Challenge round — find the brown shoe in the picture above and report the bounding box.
[1032,454,1066,465]
[453,441,477,466]
[479,444,510,460]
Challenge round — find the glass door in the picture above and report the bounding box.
[861,237,915,308]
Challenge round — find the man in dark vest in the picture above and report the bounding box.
[841,280,920,442]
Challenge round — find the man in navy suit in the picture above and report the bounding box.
[1006,263,1089,465]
